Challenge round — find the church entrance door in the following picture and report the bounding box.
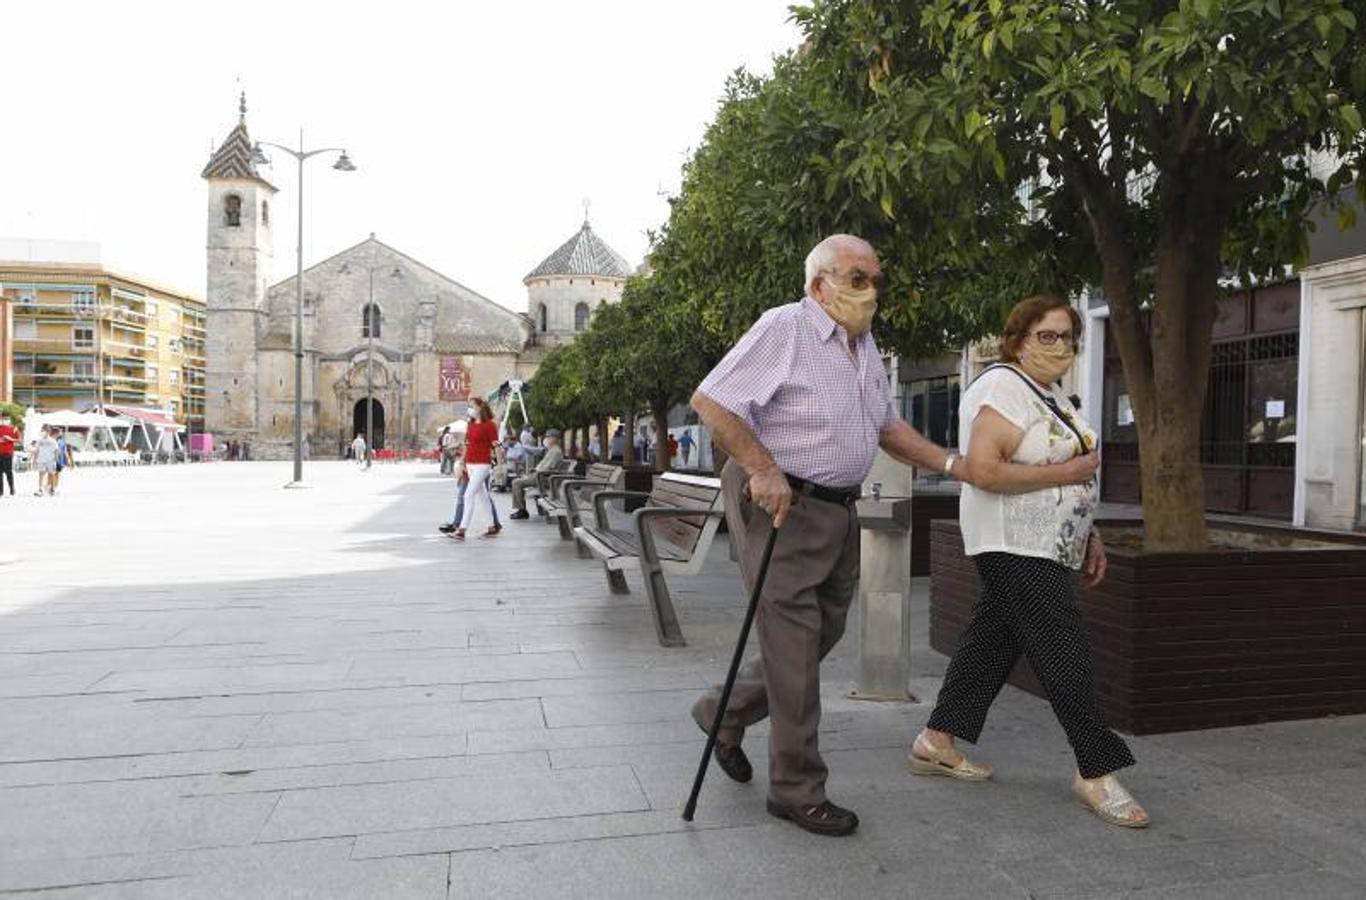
[353,399,386,451]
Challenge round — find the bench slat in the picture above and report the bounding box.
[650,517,704,555]
[650,488,718,512]
[653,480,722,503]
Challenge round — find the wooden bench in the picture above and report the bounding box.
[574,472,725,647]
[536,463,625,541]
[525,459,578,515]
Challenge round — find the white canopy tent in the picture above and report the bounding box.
[21,409,137,465]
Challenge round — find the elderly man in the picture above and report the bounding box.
[508,429,565,520]
[690,234,968,837]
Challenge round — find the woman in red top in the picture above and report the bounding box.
[453,398,500,541]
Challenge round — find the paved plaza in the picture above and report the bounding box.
[0,462,1364,898]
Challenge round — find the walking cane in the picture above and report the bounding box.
[682,520,780,822]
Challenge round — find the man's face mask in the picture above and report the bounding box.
[822,270,883,337]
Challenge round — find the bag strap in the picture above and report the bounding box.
[976,364,1092,455]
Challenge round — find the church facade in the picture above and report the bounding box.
[202,102,632,458]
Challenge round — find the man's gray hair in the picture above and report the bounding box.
[804,234,875,295]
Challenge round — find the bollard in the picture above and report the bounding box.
[850,450,916,702]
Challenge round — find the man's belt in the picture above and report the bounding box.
[785,473,861,506]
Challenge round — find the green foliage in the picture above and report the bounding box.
[0,402,24,432]
[793,0,1366,295]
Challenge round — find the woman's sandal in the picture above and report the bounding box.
[448,528,466,542]
[908,734,993,782]
[483,525,502,538]
[1073,774,1149,828]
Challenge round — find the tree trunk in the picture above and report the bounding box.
[597,417,609,463]
[1080,145,1225,552]
[623,410,636,465]
[651,399,671,472]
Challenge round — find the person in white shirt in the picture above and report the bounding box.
[351,434,367,467]
[910,294,1147,829]
[32,426,60,496]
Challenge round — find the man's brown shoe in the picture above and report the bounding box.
[765,799,859,837]
[714,742,753,783]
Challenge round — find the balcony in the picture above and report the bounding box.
[13,338,97,355]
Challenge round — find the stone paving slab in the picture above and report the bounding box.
[2,461,1365,898]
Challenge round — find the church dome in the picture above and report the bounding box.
[524,221,632,282]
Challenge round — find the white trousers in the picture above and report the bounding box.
[460,463,492,531]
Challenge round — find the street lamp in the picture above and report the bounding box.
[339,260,402,469]
[251,134,355,486]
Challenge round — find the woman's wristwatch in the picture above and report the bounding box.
[943,453,959,478]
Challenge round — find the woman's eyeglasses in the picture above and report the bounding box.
[1030,329,1079,348]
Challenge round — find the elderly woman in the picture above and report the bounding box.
[910,294,1148,829]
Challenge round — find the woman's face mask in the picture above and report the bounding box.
[1020,334,1076,384]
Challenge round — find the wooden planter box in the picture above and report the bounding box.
[928,519,1366,734]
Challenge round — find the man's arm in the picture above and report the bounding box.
[692,390,793,526]
[879,418,960,481]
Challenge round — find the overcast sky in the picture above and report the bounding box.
[1,1,803,312]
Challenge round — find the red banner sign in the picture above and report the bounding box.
[439,356,470,402]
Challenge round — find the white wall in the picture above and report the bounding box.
[1295,255,1366,529]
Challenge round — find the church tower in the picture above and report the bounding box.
[523,212,632,347]
[202,93,275,445]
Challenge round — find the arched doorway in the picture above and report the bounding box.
[353,399,386,451]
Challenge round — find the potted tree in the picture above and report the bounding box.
[789,0,1366,731]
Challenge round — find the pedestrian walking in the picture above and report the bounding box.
[679,428,694,467]
[439,426,457,475]
[0,413,18,496]
[50,428,72,494]
[32,426,59,496]
[507,430,564,520]
[911,294,1148,828]
[450,399,500,541]
[689,234,966,836]
[609,426,625,462]
[351,433,366,468]
[437,438,501,536]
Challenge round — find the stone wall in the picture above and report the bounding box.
[525,275,624,341]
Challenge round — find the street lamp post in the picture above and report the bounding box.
[340,260,402,470]
[251,133,355,486]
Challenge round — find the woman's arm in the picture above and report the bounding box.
[958,406,1099,493]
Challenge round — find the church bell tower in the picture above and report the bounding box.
[202,93,275,444]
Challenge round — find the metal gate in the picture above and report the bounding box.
[1101,281,1300,519]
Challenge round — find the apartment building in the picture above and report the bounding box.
[0,262,206,429]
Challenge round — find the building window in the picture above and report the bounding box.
[168,337,181,354]
[224,194,242,227]
[73,326,94,350]
[15,319,36,340]
[574,302,590,332]
[72,359,96,384]
[17,290,35,306]
[147,334,159,349]
[169,369,179,385]
[361,303,382,339]
[261,200,270,226]
[147,366,159,380]
[145,301,159,318]
[537,303,547,333]
[72,289,96,316]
